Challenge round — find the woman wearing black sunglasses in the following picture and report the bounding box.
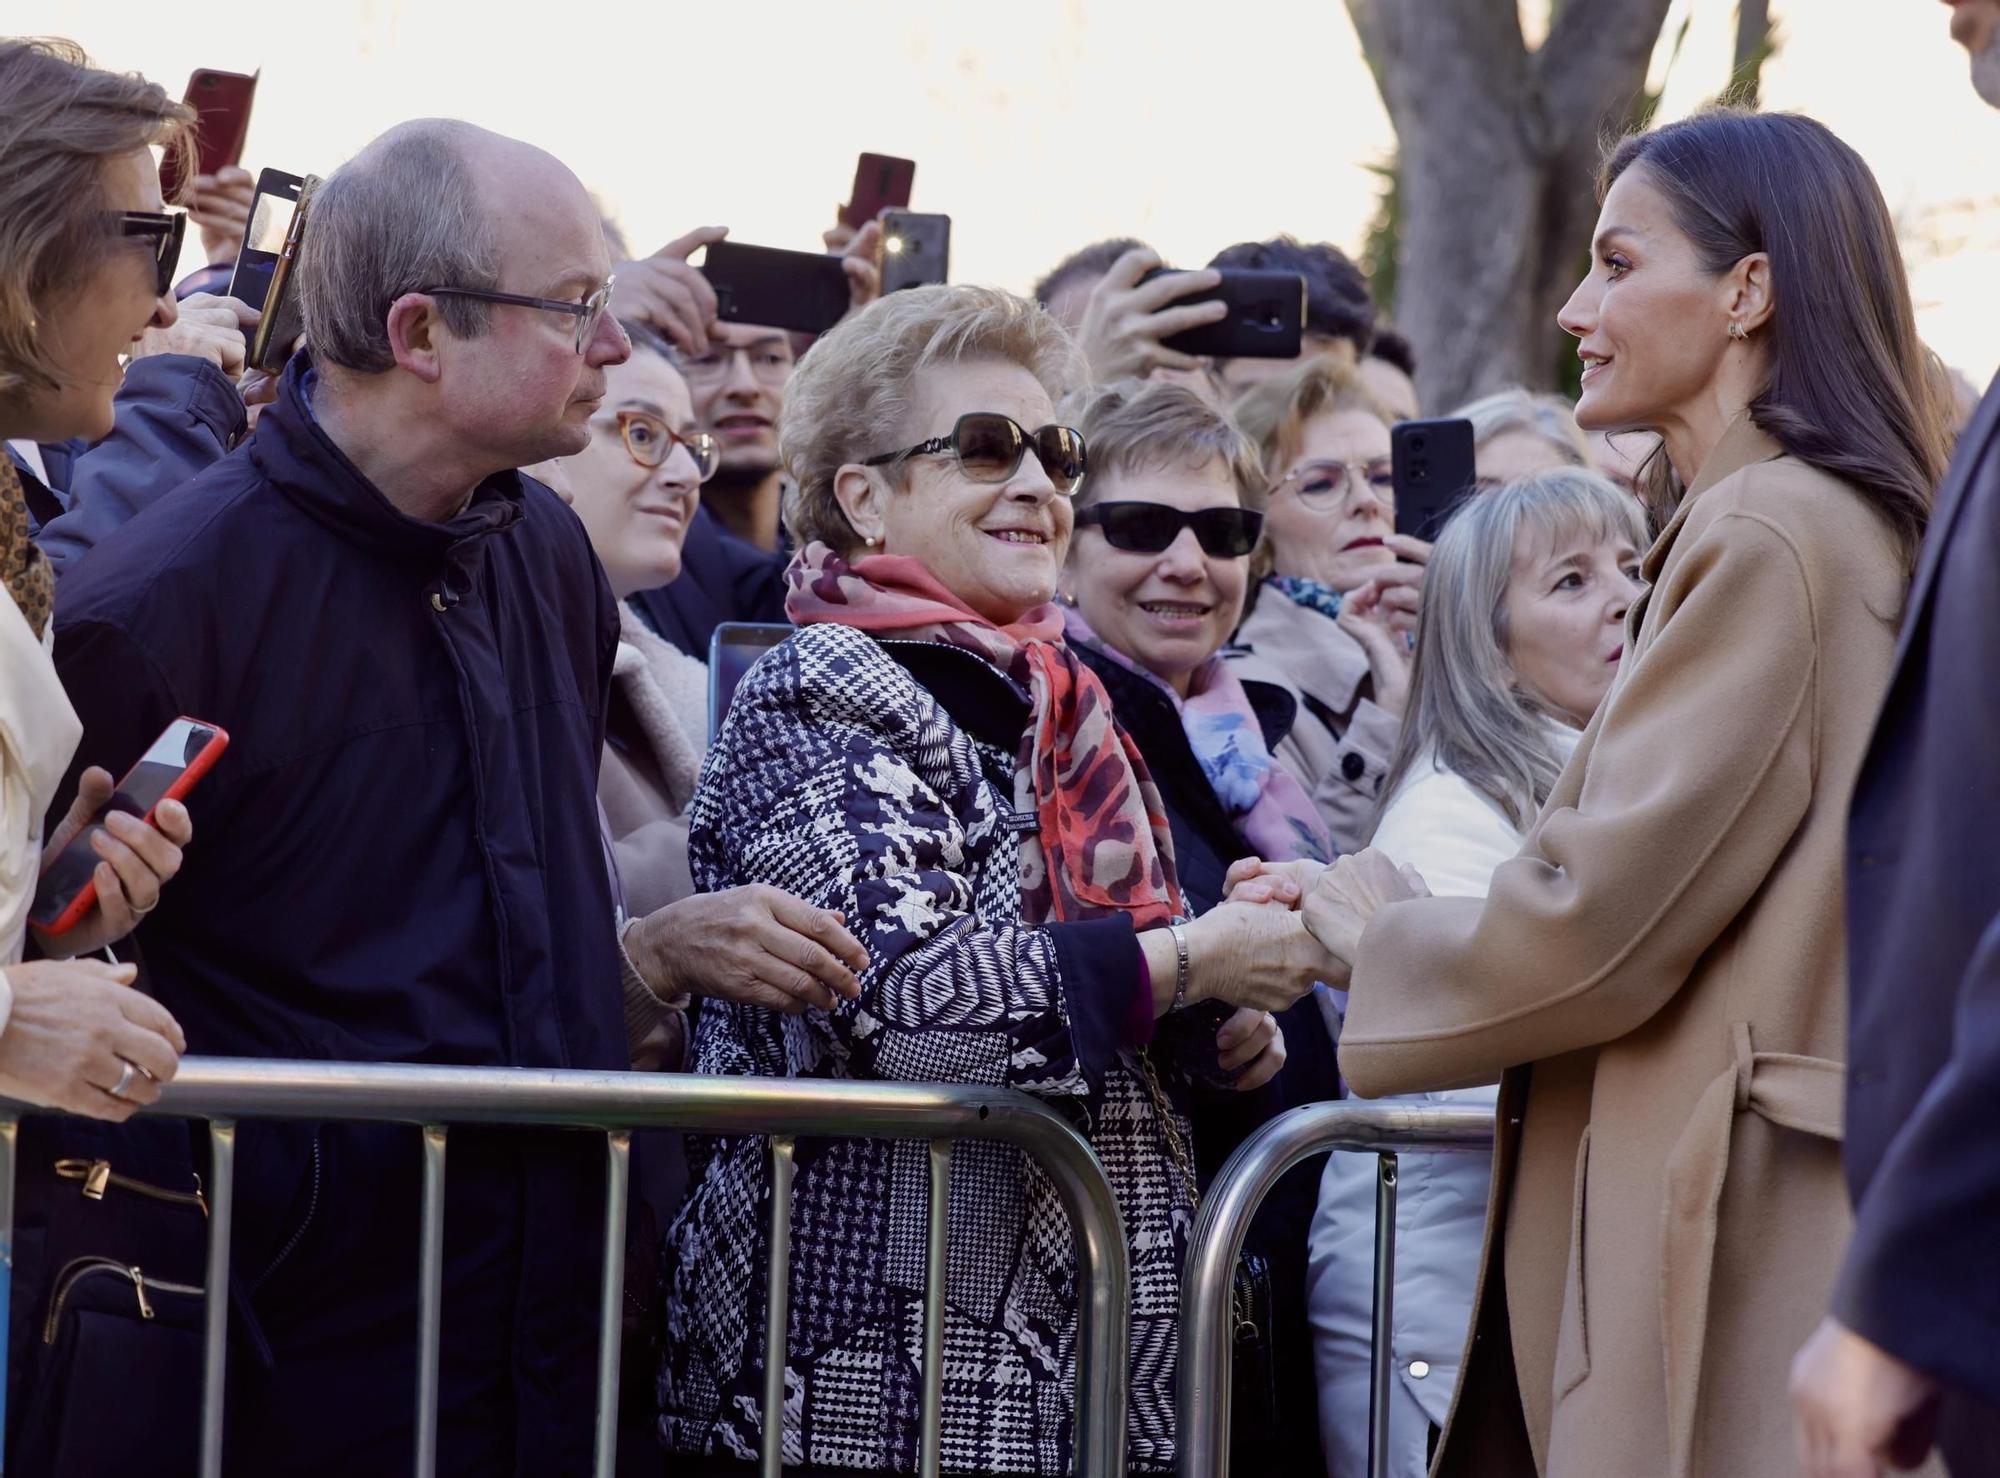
[0,37,196,1114]
[1061,378,1341,1475]
[661,286,1335,1474]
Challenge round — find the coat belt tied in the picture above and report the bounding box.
[1660,1021,1842,1478]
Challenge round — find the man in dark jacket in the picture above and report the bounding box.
[1788,6,2000,1472]
[50,118,629,1475]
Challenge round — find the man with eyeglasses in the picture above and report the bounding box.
[52,118,633,1475]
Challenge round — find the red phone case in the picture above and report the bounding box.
[160,70,258,200]
[31,718,230,937]
[841,153,915,230]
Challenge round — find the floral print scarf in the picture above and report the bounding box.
[786,542,1185,929]
[1063,607,1331,865]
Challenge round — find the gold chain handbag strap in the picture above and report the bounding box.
[1138,1047,1201,1209]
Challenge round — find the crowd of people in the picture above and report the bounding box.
[1,4,1996,1475]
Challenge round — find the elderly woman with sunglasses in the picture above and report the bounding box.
[1225,357,1427,854]
[546,319,869,1073]
[659,287,1333,1474]
[1059,379,1341,1472]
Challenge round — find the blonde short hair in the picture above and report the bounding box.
[780,285,1085,553]
[1452,387,1591,467]
[1230,356,1389,580]
[1067,379,1267,513]
[1230,354,1389,478]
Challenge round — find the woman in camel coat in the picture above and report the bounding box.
[1259,112,1954,1477]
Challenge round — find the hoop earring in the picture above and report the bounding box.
[1727,322,1748,341]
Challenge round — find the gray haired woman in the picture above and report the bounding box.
[1305,468,1646,1478]
[1455,387,1593,485]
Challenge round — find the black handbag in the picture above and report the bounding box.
[1138,1052,1281,1437]
[6,1118,209,1478]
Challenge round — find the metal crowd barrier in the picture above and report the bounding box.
[0,1058,1134,1478]
[1176,1101,1497,1478]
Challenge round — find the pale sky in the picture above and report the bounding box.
[27,0,2000,382]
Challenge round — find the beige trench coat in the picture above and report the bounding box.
[1339,418,1908,1478]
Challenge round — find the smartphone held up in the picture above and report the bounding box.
[159,68,257,199]
[227,168,319,372]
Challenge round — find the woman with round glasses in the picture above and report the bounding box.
[546,319,868,1076]
[659,286,1333,1474]
[1061,378,1338,1472]
[1226,356,1425,853]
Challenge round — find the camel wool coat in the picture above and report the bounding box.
[1338,417,1909,1478]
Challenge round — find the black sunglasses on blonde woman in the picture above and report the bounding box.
[864,411,1087,495]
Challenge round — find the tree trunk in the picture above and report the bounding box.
[1348,0,1672,415]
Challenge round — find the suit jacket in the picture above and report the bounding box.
[1340,417,1905,1478]
[1837,374,2000,1441]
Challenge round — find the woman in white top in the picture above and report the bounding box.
[1306,467,1648,1477]
[0,41,196,1118]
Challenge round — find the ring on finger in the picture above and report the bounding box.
[107,1059,139,1101]
[131,895,161,917]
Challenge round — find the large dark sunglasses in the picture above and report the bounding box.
[114,211,187,296]
[1075,500,1264,557]
[864,412,1087,496]
[419,277,616,354]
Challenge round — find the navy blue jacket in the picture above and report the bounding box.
[49,358,625,1473]
[14,354,244,572]
[626,504,787,660]
[1838,375,2000,1438]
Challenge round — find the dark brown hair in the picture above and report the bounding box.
[1602,109,1950,569]
[0,38,193,401]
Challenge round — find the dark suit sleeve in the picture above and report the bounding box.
[37,356,245,576]
[1834,912,2000,1405]
[48,615,187,832]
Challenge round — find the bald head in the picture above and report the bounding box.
[300,118,604,375]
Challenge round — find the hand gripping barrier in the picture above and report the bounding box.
[1175,1101,1496,1478]
[0,1059,1133,1478]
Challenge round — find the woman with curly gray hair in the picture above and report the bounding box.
[660,285,1332,1474]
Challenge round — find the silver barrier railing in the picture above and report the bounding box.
[0,1058,1133,1478]
[1176,1101,1497,1478]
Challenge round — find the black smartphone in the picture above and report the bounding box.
[227,168,321,369]
[1138,268,1305,359]
[699,242,850,336]
[707,623,793,742]
[1391,417,1479,543]
[880,211,950,294]
[841,153,916,230]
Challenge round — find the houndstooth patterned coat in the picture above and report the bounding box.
[658,622,1211,1474]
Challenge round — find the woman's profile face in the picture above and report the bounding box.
[1261,407,1395,593]
[23,147,179,443]
[1066,458,1249,696]
[869,357,1074,626]
[564,348,704,599]
[1502,520,1644,727]
[1558,166,1734,437]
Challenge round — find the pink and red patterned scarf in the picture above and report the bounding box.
[1062,607,1331,866]
[786,542,1186,930]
